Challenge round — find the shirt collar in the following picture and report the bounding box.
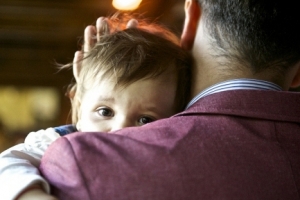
[185,78,282,109]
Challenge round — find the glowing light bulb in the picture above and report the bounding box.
[112,0,142,10]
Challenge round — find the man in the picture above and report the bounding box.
[39,0,300,199]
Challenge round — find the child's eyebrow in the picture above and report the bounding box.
[143,105,159,112]
[97,96,115,102]
[143,105,169,118]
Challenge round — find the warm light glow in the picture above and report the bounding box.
[112,0,142,10]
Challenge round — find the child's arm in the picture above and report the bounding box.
[0,128,61,200]
[16,185,58,200]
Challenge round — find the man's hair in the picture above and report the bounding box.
[198,0,300,74]
[69,19,192,124]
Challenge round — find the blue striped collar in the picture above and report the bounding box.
[185,79,282,109]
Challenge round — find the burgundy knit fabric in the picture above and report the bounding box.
[40,90,300,200]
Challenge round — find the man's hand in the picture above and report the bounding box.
[83,17,138,52]
[73,17,139,79]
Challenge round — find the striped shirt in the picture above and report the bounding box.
[185,79,282,109]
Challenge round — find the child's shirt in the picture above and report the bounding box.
[0,125,76,200]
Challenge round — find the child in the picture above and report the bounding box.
[0,15,191,200]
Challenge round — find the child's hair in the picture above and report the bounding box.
[66,15,192,124]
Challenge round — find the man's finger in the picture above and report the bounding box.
[96,17,110,41]
[73,51,83,82]
[84,25,97,52]
[126,19,138,29]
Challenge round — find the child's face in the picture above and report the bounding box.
[77,72,177,132]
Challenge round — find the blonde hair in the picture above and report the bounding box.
[67,16,192,124]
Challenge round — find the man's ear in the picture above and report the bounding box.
[73,51,82,82]
[181,0,201,51]
[290,62,300,88]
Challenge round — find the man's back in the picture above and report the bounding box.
[40,90,300,199]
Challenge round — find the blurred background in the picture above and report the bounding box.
[0,0,185,151]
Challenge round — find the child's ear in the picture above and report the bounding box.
[73,51,82,82]
[181,0,201,50]
[290,62,300,88]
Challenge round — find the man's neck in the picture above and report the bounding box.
[189,24,293,98]
[189,28,244,97]
[189,55,283,98]
[189,49,250,98]
[190,63,282,98]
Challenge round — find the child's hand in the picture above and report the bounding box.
[16,185,58,200]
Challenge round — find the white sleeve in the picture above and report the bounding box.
[0,127,61,200]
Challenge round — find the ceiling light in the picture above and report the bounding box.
[112,0,142,10]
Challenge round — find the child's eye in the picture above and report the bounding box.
[138,116,155,125]
[97,107,114,117]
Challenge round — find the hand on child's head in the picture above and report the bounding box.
[83,16,139,53]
